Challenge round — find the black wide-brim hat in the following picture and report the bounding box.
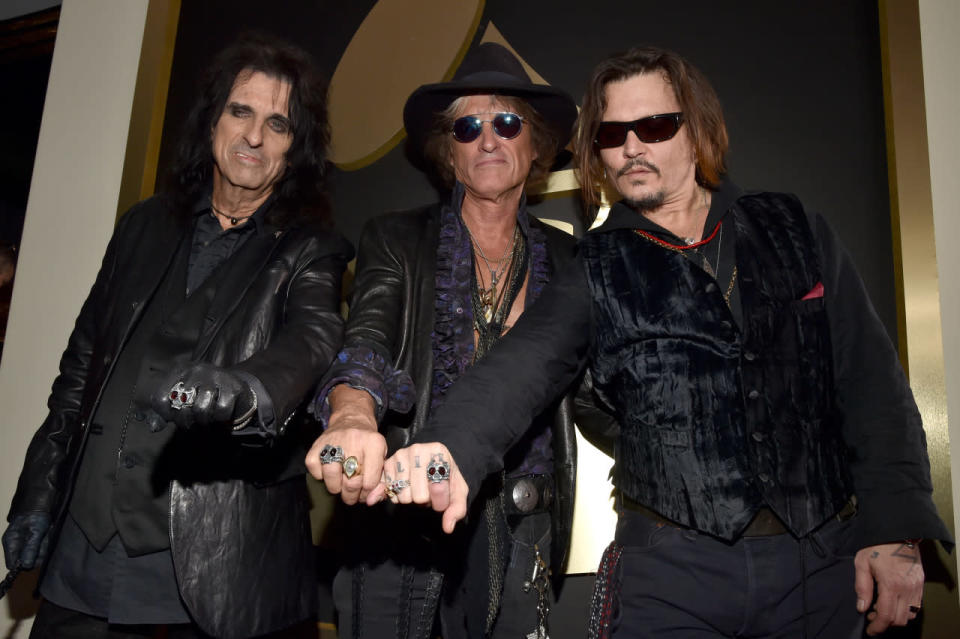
[403,42,578,155]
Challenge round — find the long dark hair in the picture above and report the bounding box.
[165,33,331,227]
[574,46,729,210]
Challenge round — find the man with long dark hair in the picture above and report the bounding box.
[381,46,952,638]
[3,35,352,638]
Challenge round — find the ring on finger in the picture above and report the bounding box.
[319,444,344,464]
[426,456,450,483]
[388,479,409,494]
[342,456,361,479]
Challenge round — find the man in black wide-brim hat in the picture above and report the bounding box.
[307,42,612,638]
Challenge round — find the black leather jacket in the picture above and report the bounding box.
[326,202,585,580]
[8,195,352,638]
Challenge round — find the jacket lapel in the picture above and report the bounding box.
[191,226,288,358]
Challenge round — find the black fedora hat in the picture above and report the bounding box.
[403,42,577,155]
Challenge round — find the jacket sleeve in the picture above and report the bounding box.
[232,231,353,433]
[817,212,953,550]
[414,256,593,498]
[310,217,416,424]
[8,208,131,518]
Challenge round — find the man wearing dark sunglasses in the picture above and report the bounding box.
[384,46,952,638]
[306,43,611,639]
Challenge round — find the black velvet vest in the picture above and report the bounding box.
[581,192,852,540]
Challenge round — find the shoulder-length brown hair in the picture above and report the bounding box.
[573,46,729,209]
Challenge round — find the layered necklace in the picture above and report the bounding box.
[470,225,521,323]
[468,224,527,358]
[634,219,737,308]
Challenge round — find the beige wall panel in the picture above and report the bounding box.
[919,0,960,608]
[0,1,150,635]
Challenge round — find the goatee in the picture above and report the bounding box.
[623,190,666,212]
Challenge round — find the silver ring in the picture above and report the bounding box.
[319,444,344,465]
[388,479,409,493]
[426,457,450,483]
[169,381,197,410]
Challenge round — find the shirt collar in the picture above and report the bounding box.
[590,177,743,241]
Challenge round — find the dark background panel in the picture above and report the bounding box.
[160,0,895,345]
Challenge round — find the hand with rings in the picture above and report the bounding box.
[369,442,469,533]
[305,386,386,505]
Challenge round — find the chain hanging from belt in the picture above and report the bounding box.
[523,544,551,639]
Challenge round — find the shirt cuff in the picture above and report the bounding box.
[308,346,415,428]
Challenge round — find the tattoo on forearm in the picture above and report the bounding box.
[414,456,421,468]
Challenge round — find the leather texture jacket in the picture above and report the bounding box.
[325,202,586,580]
[8,195,352,638]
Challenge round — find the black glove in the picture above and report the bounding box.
[152,363,257,432]
[2,512,51,571]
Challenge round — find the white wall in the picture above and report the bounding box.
[0,0,149,635]
[919,0,960,593]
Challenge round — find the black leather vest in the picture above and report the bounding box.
[580,192,852,540]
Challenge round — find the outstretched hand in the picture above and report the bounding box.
[854,541,924,635]
[306,385,387,505]
[368,442,468,534]
[152,363,256,431]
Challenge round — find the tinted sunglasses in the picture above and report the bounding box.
[594,112,684,148]
[452,112,525,143]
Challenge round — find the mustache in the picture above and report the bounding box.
[616,159,660,178]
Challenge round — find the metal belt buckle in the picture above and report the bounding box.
[511,477,540,513]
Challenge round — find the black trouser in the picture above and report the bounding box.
[29,600,318,639]
[607,508,864,638]
[333,507,553,639]
[29,600,209,639]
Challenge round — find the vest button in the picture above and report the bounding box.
[752,431,765,442]
[123,455,138,469]
[748,389,760,400]
[705,282,718,293]
[758,472,770,483]
[743,351,756,361]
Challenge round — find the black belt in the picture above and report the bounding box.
[503,473,554,516]
[623,497,858,537]
[622,497,788,536]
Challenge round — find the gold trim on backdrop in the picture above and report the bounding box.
[328,0,485,169]
[117,0,180,218]
[878,0,958,632]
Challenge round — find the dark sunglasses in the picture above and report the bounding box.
[452,112,525,143]
[594,112,684,148]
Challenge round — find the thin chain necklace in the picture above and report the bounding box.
[634,220,737,308]
[470,225,519,319]
[211,202,255,226]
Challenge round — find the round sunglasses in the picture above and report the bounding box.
[594,112,684,149]
[452,112,525,143]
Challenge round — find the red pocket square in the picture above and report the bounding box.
[801,282,824,300]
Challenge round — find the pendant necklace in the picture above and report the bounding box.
[211,202,255,226]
